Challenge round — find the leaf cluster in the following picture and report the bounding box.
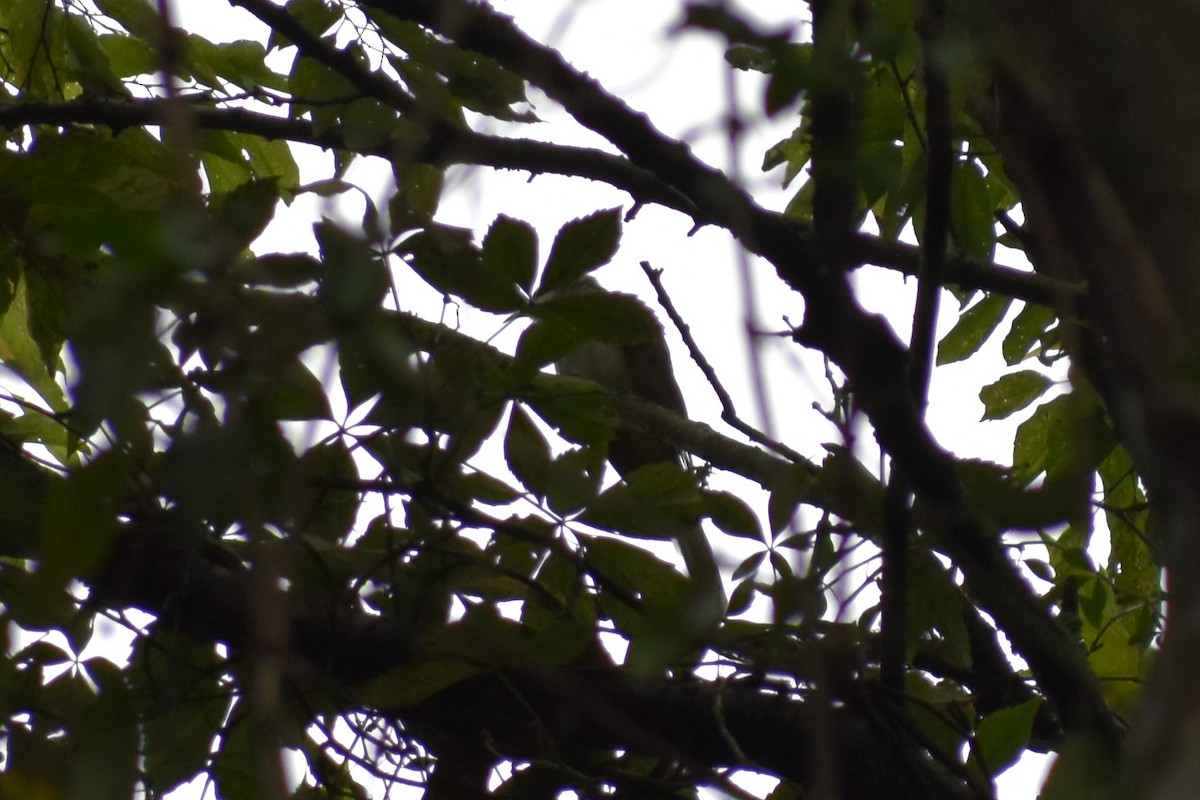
[0,2,1157,799]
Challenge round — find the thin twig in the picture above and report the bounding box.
[640,261,806,465]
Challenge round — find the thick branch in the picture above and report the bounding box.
[402,664,974,800]
[0,98,1077,306]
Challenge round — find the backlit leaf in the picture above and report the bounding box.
[937,293,1011,365]
[538,208,622,293]
[979,370,1053,420]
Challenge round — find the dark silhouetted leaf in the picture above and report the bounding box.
[538,208,622,293]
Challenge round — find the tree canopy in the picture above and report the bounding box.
[0,0,1192,798]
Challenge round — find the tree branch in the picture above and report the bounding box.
[0,98,1079,306]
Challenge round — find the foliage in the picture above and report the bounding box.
[0,1,1171,799]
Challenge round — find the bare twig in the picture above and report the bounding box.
[640,261,806,465]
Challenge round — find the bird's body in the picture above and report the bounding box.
[552,276,725,635]
[555,337,685,476]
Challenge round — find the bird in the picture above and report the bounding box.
[552,276,725,636]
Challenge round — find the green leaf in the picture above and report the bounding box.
[859,139,904,209]
[1025,559,1053,582]
[213,178,280,247]
[732,551,766,581]
[762,125,811,188]
[503,405,554,498]
[970,699,1041,778]
[585,532,700,676]
[211,39,286,92]
[200,132,254,194]
[40,449,125,587]
[767,463,816,536]
[448,470,521,507]
[1098,446,1157,597]
[950,160,996,260]
[98,33,156,78]
[0,410,72,464]
[492,765,569,799]
[360,658,483,709]
[96,0,161,43]
[908,551,971,669]
[0,566,77,630]
[863,0,920,64]
[158,416,299,525]
[523,558,598,665]
[537,208,622,293]
[878,135,924,240]
[444,50,530,120]
[979,370,1053,420]
[523,372,620,446]
[543,446,604,516]
[342,98,400,151]
[64,14,128,97]
[770,574,826,623]
[299,738,371,800]
[431,344,508,460]
[317,221,389,322]
[936,293,1011,365]
[727,44,776,72]
[702,490,763,540]
[1010,389,1115,527]
[728,577,758,615]
[400,225,524,313]
[295,441,357,541]
[289,54,356,132]
[68,660,138,800]
[388,55,466,123]
[1002,302,1057,365]
[372,13,529,120]
[1012,388,1114,488]
[361,337,506,463]
[183,33,224,88]
[1078,576,1110,630]
[957,458,1077,530]
[272,0,341,49]
[257,361,331,421]
[1038,737,1121,800]
[529,290,661,344]
[813,447,886,538]
[241,135,300,193]
[581,463,702,540]
[783,177,816,222]
[584,535,689,611]
[212,708,277,800]
[4,0,62,97]
[391,164,444,231]
[0,274,69,413]
[859,79,906,205]
[765,44,812,115]
[482,215,538,294]
[522,551,582,629]
[511,318,585,383]
[233,253,322,288]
